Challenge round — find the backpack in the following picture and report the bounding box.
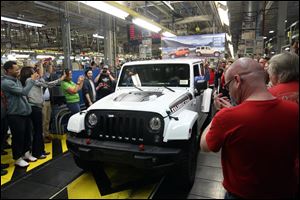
[1,89,7,119]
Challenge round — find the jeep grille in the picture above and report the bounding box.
[85,110,164,144]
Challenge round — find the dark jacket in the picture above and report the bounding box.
[82,78,96,106]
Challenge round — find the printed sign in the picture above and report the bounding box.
[161,33,225,59]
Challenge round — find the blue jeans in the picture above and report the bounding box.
[67,102,81,115]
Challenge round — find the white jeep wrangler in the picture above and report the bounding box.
[67,59,212,188]
[196,46,220,57]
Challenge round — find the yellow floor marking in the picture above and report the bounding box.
[102,184,156,199]
[51,133,67,140]
[67,172,102,199]
[1,141,53,184]
[26,142,53,172]
[101,189,132,199]
[67,163,158,199]
[1,149,14,185]
[61,136,68,153]
[67,172,155,199]
[51,134,68,153]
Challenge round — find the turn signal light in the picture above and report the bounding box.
[139,144,145,151]
[86,138,91,145]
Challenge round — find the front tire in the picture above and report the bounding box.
[73,155,94,171]
[214,52,220,57]
[176,133,197,190]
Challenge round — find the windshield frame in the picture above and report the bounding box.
[117,63,191,88]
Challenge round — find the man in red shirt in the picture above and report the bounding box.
[200,57,299,198]
[267,52,299,104]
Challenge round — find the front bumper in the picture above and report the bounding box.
[67,135,182,169]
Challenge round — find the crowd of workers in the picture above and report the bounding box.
[1,50,299,198]
[1,59,116,173]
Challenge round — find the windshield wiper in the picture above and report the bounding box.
[163,85,175,92]
[133,84,143,91]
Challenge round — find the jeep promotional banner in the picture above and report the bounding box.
[161,33,225,59]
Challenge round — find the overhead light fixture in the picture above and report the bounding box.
[269,30,274,33]
[263,36,267,39]
[162,1,174,11]
[162,31,176,37]
[1,16,44,27]
[93,34,104,39]
[36,55,55,60]
[132,18,161,33]
[80,1,129,20]
[285,20,287,23]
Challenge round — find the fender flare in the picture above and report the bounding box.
[67,111,87,133]
[163,110,198,142]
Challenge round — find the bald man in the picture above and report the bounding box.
[200,58,298,198]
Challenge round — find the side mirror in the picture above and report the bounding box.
[195,80,207,96]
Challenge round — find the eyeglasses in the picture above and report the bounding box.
[223,72,250,91]
[224,77,235,91]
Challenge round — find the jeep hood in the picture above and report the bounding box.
[88,89,192,116]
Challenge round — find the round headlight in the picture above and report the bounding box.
[149,117,162,131]
[88,113,98,127]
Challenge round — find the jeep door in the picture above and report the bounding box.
[193,63,203,116]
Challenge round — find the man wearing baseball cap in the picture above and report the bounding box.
[94,65,115,100]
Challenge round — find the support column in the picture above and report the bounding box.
[104,14,116,67]
[276,1,287,53]
[61,1,72,69]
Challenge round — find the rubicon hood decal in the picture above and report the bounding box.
[169,93,193,113]
[113,91,164,102]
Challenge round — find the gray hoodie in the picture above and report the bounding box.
[26,77,61,108]
[1,75,34,116]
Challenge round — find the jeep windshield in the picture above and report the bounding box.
[118,64,190,87]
